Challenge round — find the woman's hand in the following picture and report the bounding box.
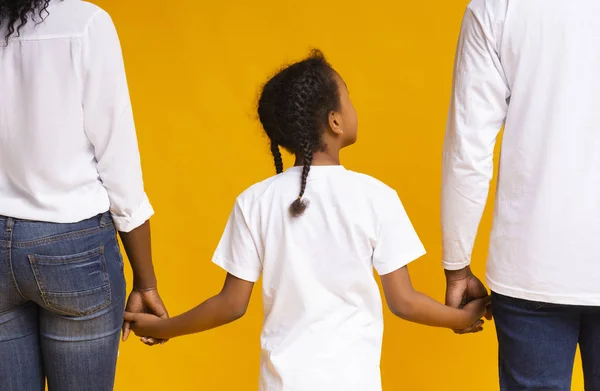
[123,311,169,341]
[122,288,169,346]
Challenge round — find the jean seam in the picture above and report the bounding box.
[12,224,114,248]
[494,293,547,311]
[0,331,38,343]
[31,247,103,263]
[6,224,27,301]
[15,226,102,247]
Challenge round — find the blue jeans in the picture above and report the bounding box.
[0,213,126,391]
[492,292,600,390]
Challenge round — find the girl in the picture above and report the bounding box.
[125,50,489,391]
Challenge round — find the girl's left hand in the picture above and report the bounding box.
[123,311,167,341]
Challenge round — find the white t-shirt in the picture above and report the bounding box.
[442,0,600,305]
[213,166,425,391]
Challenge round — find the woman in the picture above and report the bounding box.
[0,1,166,390]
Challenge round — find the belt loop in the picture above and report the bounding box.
[6,217,14,232]
[99,212,107,228]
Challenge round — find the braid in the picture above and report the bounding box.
[257,49,340,218]
[271,141,284,174]
[289,140,313,217]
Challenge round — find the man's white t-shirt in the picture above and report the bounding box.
[442,0,600,305]
[213,166,425,391]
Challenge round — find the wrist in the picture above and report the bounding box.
[159,317,179,340]
[133,278,158,292]
[156,318,174,340]
[445,266,472,282]
[450,308,471,330]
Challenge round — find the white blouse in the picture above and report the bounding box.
[0,0,152,232]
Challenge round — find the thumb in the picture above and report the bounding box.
[122,321,131,342]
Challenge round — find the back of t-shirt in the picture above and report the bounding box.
[213,165,425,391]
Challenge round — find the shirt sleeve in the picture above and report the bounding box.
[212,199,262,283]
[441,3,510,270]
[81,10,153,233]
[373,191,426,276]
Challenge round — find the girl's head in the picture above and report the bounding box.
[257,49,358,217]
[0,0,56,42]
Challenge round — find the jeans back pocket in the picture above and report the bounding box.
[28,247,112,316]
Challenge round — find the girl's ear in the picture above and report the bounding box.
[328,111,344,135]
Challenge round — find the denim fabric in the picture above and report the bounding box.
[492,292,600,390]
[0,212,126,391]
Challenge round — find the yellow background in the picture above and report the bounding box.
[92,0,585,389]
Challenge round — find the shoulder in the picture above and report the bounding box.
[234,174,282,209]
[345,170,399,199]
[17,1,115,40]
[466,0,509,21]
[51,1,112,33]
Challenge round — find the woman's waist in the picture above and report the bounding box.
[0,210,114,247]
[0,181,110,223]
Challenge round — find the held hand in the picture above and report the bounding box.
[457,296,492,331]
[123,312,167,340]
[445,267,492,334]
[122,288,169,345]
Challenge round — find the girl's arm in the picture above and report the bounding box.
[124,273,254,340]
[380,266,489,330]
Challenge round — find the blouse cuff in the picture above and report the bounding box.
[111,194,154,232]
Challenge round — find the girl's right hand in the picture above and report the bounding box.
[459,296,492,331]
[124,311,169,341]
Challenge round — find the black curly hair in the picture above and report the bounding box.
[0,0,58,42]
[258,50,341,217]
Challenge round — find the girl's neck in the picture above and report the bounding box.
[295,151,341,167]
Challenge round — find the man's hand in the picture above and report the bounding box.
[445,266,492,334]
[122,288,168,345]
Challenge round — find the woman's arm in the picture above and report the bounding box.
[80,11,166,342]
[119,221,157,290]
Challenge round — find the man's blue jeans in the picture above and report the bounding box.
[0,213,126,391]
[492,292,600,390]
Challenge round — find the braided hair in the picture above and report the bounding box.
[257,50,341,217]
[0,0,58,42]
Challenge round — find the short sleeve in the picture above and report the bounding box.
[212,199,262,282]
[373,192,426,275]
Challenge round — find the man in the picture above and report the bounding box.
[442,0,600,389]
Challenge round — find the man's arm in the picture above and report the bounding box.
[442,3,510,271]
[442,2,510,324]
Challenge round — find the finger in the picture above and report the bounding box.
[456,325,484,335]
[152,301,169,319]
[123,312,138,322]
[122,322,131,342]
[454,319,484,334]
[485,303,493,320]
[142,337,158,347]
